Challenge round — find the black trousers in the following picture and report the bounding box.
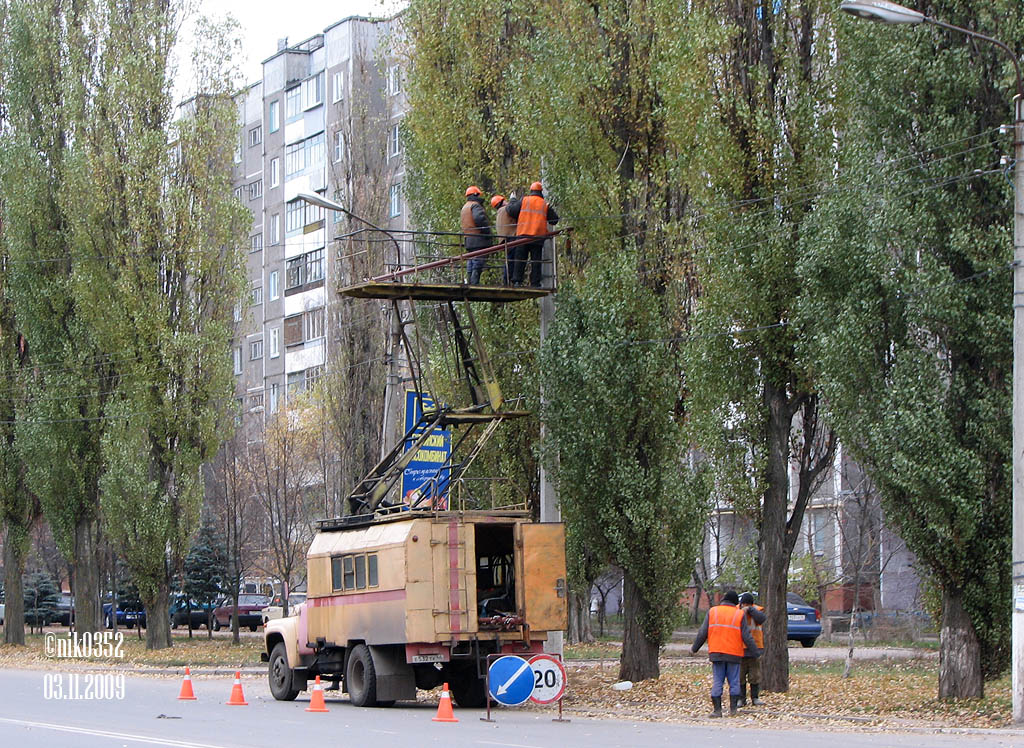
[511,239,544,286]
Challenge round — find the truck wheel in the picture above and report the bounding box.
[450,668,488,708]
[346,644,380,707]
[268,643,300,701]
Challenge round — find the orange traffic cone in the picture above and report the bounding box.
[177,667,197,701]
[226,671,248,706]
[306,675,329,713]
[432,682,458,723]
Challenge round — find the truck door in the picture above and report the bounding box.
[515,523,567,632]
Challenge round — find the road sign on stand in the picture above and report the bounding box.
[487,655,533,706]
[528,654,567,704]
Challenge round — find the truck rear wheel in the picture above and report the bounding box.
[346,644,383,707]
[268,643,300,701]
[450,666,488,708]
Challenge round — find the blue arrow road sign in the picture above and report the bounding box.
[488,655,533,706]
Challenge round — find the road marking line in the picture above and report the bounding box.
[477,741,546,748]
[0,717,221,747]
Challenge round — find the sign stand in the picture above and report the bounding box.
[480,652,570,723]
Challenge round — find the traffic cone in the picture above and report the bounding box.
[432,682,458,723]
[177,667,197,701]
[226,671,248,706]
[305,675,329,713]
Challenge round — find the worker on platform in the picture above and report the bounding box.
[690,589,757,718]
[491,194,515,284]
[462,185,493,285]
[506,181,558,287]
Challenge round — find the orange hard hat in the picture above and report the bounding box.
[530,181,543,192]
[490,194,505,208]
[465,185,481,197]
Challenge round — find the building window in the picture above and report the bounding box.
[269,382,280,413]
[285,142,304,178]
[233,142,241,164]
[334,130,345,163]
[304,201,324,228]
[249,392,264,410]
[233,347,242,375]
[250,340,263,360]
[387,65,401,96]
[811,511,828,557]
[269,326,280,358]
[305,306,325,341]
[285,86,301,120]
[250,234,263,253]
[303,71,324,109]
[389,184,401,218]
[306,248,324,283]
[305,131,325,168]
[284,314,303,346]
[287,370,304,395]
[270,214,280,244]
[286,199,304,234]
[233,303,241,323]
[388,124,400,158]
[332,71,344,103]
[269,270,279,300]
[233,186,243,200]
[249,179,262,200]
[270,157,280,188]
[248,125,262,147]
[268,100,280,132]
[251,285,262,305]
[305,366,322,387]
[286,256,305,290]
[334,189,345,223]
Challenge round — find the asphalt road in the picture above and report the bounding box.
[0,668,1019,748]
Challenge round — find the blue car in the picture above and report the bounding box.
[785,592,821,647]
[102,602,146,629]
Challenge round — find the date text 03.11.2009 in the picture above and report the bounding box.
[43,673,125,700]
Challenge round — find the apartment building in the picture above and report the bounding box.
[229,15,407,424]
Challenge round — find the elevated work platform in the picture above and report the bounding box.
[341,281,550,302]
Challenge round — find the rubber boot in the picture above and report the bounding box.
[750,684,762,706]
[708,696,722,718]
[729,694,740,716]
[738,682,747,707]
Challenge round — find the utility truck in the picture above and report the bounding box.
[263,511,566,707]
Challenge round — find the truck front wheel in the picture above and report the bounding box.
[346,644,382,707]
[268,643,300,701]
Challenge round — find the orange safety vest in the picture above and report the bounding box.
[707,604,745,658]
[749,604,764,650]
[516,194,549,237]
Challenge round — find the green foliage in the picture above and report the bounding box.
[22,570,59,625]
[541,258,706,644]
[183,520,228,608]
[798,0,1023,681]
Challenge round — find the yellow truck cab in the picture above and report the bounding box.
[263,510,566,707]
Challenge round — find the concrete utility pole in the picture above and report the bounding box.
[839,0,1024,721]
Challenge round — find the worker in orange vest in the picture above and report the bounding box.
[690,590,757,717]
[505,181,558,287]
[738,592,766,706]
[462,185,493,285]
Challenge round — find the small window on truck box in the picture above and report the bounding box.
[330,552,380,592]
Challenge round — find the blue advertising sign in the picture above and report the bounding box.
[402,391,452,507]
[487,655,534,706]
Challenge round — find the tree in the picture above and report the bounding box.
[684,0,840,692]
[541,259,708,681]
[798,0,1022,697]
[183,519,228,638]
[22,569,58,634]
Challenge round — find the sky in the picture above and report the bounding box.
[176,0,405,95]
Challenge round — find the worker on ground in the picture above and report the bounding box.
[738,592,766,706]
[461,185,492,285]
[690,589,757,718]
[506,181,558,287]
[491,194,515,284]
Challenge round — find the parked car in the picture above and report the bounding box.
[102,602,146,629]
[53,592,74,626]
[169,597,216,630]
[212,594,269,632]
[785,592,821,647]
[740,591,821,648]
[0,602,5,626]
[260,593,306,625]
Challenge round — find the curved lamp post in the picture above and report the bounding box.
[840,0,1024,721]
[297,191,403,271]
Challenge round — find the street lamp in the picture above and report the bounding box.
[296,191,402,269]
[840,0,1024,721]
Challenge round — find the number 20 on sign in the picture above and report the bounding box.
[528,654,567,704]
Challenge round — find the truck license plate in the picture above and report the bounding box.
[411,654,446,663]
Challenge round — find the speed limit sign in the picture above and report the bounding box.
[528,654,567,704]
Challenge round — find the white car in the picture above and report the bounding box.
[260,593,306,624]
